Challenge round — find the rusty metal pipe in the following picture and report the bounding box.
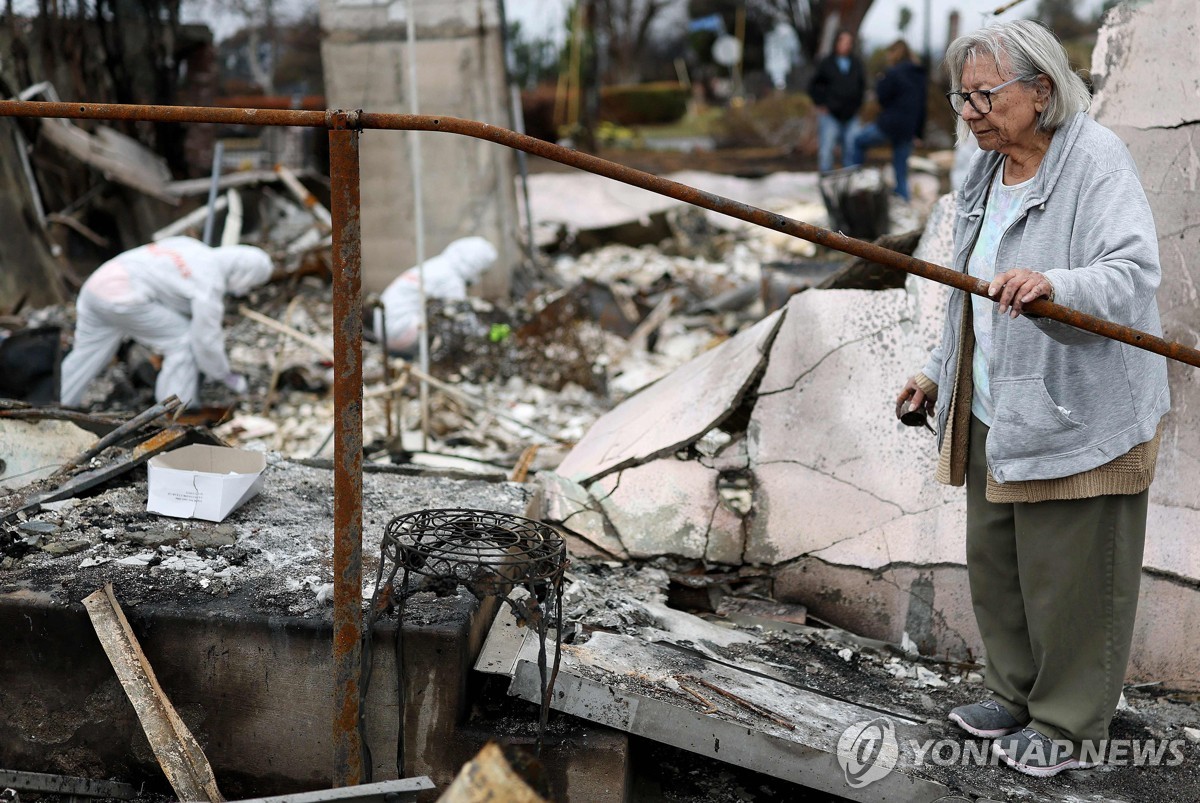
[328,118,364,787]
[0,99,331,127]
[2,99,1198,369]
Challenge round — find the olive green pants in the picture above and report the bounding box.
[966,415,1147,750]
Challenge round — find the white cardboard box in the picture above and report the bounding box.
[147,444,266,522]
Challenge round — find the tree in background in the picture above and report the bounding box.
[743,0,875,62]
[1035,0,1093,40]
[271,8,324,96]
[591,0,680,84]
[218,3,323,97]
[507,20,561,90]
[0,0,204,174]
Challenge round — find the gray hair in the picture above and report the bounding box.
[943,19,1091,142]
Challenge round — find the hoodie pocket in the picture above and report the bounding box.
[990,376,1086,460]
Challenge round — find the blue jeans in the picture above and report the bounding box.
[850,123,915,200]
[817,113,859,173]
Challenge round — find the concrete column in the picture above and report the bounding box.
[319,0,519,297]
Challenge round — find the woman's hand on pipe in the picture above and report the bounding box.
[989,268,1054,318]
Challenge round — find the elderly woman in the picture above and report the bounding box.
[896,20,1169,777]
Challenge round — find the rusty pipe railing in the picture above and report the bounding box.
[9,98,1200,787]
[327,113,364,786]
[5,98,1200,368]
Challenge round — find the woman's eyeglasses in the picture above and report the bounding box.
[945,74,1033,115]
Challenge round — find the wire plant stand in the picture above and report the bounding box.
[362,509,569,774]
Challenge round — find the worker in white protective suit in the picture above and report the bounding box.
[375,237,498,356]
[60,236,274,408]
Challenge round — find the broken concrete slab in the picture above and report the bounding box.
[555,309,784,484]
[705,491,746,566]
[539,152,1200,688]
[531,559,1200,801]
[492,623,954,801]
[804,501,969,571]
[533,471,627,560]
[744,462,907,565]
[591,459,725,561]
[744,286,959,564]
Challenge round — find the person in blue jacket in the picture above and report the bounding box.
[808,30,866,174]
[850,39,927,200]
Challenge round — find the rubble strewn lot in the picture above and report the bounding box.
[4,117,1200,803]
[4,160,1200,800]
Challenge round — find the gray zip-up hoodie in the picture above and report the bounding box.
[922,112,1170,483]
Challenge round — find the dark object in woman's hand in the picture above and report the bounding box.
[896,398,935,433]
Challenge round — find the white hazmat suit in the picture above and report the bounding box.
[376,237,498,355]
[60,236,274,407]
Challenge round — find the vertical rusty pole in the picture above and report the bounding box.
[328,110,364,787]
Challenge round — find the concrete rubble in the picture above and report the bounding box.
[481,560,1200,802]
[2,2,1199,800]
[2,452,529,608]
[6,164,1200,803]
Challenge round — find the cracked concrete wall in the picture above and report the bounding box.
[742,215,984,660]
[592,458,744,563]
[1090,0,1200,686]
[319,0,518,296]
[746,276,959,567]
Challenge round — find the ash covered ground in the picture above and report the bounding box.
[1,459,531,616]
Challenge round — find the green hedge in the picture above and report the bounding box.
[599,82,689,126]
[711,93,815,149]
